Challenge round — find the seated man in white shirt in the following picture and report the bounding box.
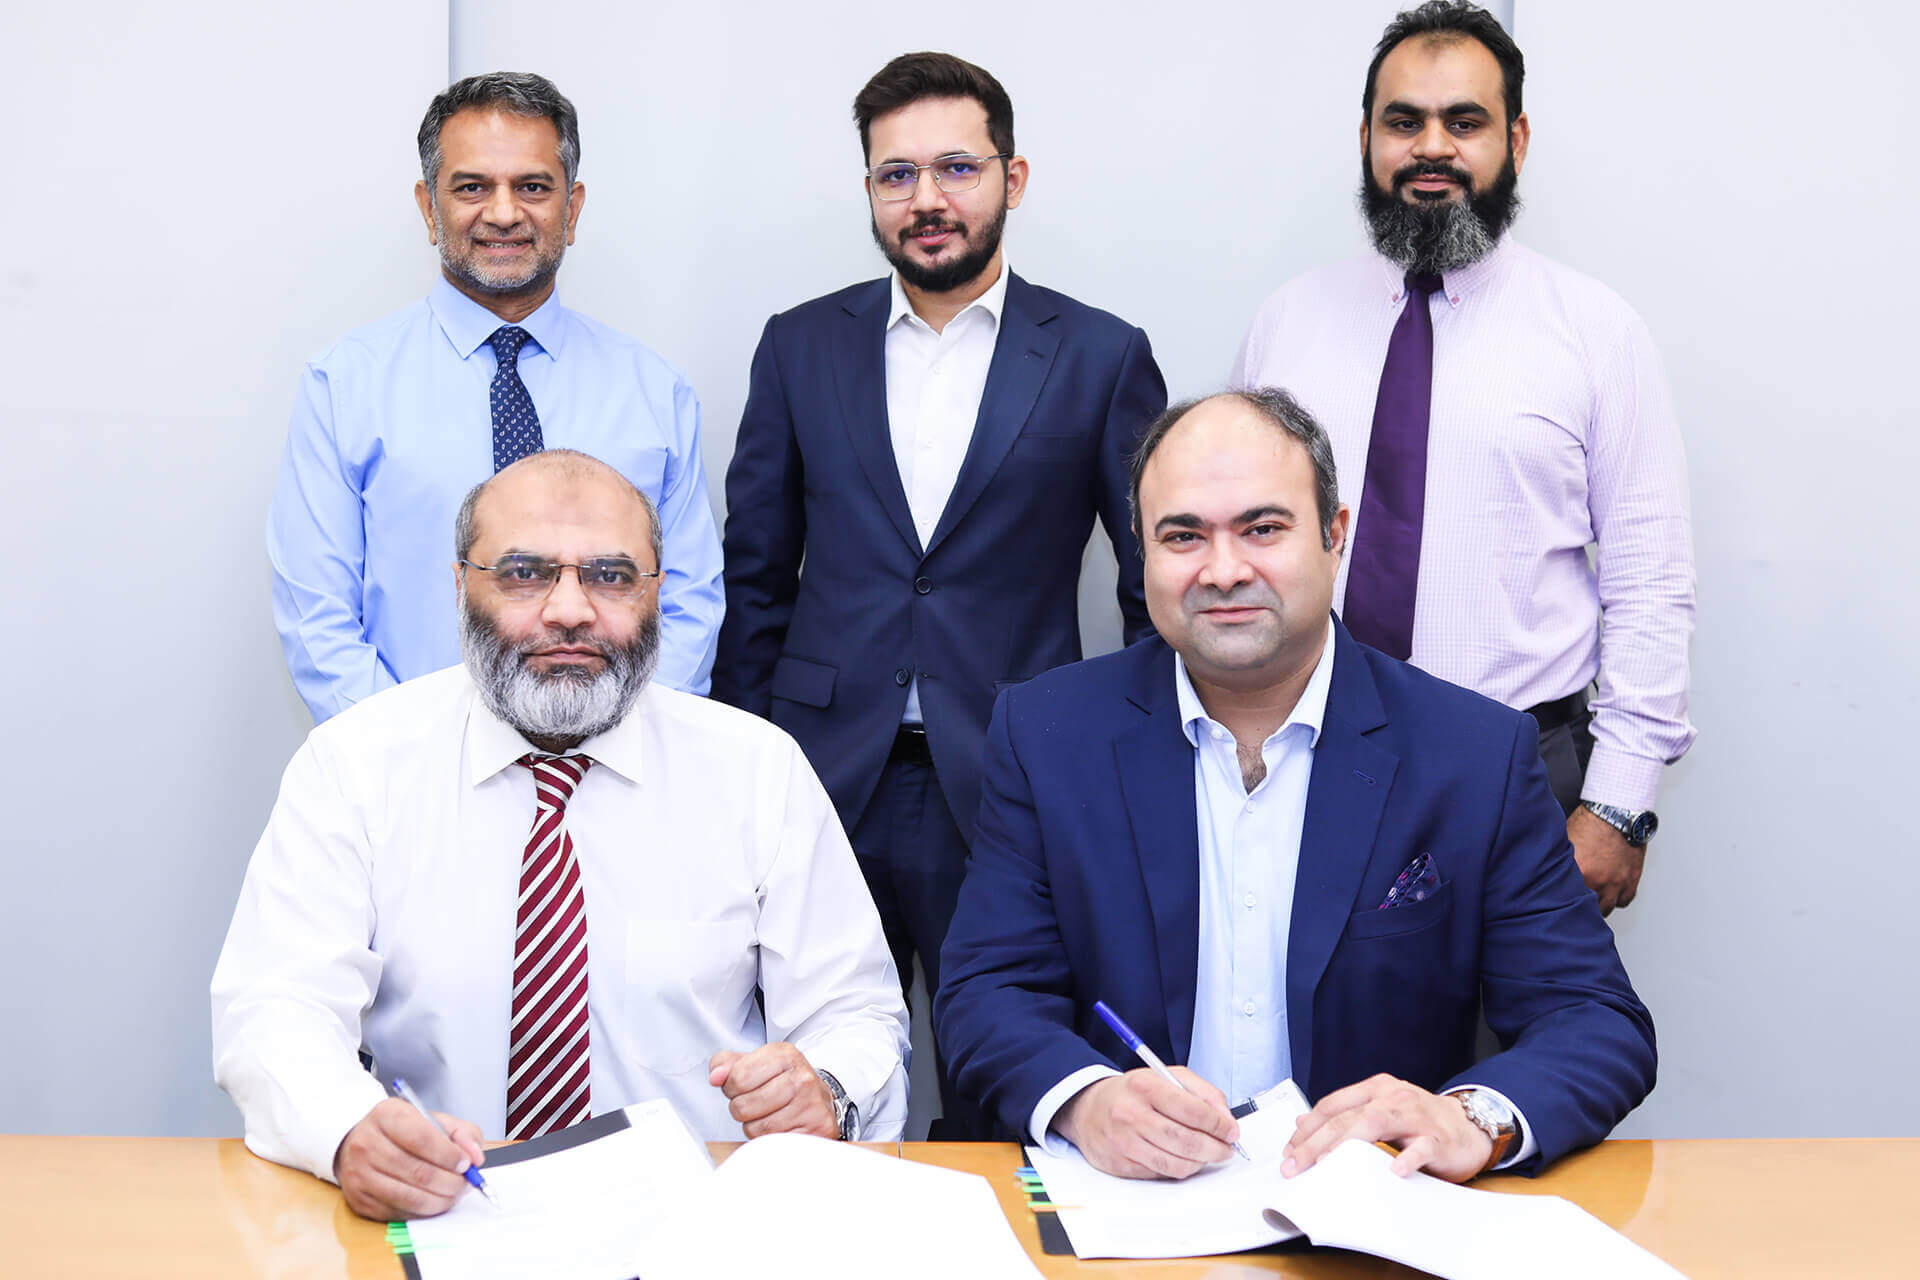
[213,448,908,1221]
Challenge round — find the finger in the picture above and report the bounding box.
[1143,1079,1238,1142]
[728,1070,802,1125]
[1287,1074,1389,1151]
[346,1164,461,1221]
[435,1113,487,1167]
[373,1104,472,1174]
[707,1049,741,1087]
[741,1088,836,1139]
[1284,1105,1387,1176]
[1137,1116,1234,1174]
[365,1138,474,1203]
[721,1045,800,1095]
[1390,1133,1439,1177]
[1167,1066,1231,1111]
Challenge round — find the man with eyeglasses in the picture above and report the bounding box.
[268,72,724,726]
[713,51,1167,1138]
[216,449,907,1221]
[1231,2,1694,914]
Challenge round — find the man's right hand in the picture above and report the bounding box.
[333,1097,486,1221]
[1052,1067,1241,1179]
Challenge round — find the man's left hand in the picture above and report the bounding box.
[1567,806,1646,914]
[708,1043,838,1139]
[1282,1074,1493,1183]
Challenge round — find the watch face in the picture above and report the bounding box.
[1630,812,1659,844]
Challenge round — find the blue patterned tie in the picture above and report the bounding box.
[489,325,544,472]
[1344,272,1443,661]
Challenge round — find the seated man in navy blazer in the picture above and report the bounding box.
[935,388,1655,1181]
[714,52,1165,1135]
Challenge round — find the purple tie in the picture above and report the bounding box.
[1344,272,1444,661]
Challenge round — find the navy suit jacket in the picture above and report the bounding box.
[712,273,1165,838]
[934,622,1656,1172]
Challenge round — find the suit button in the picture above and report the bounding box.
[914,576,933,594]
[894,668,911,686]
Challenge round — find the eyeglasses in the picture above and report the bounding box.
[866,153,1011,201]
[458,555,660,602]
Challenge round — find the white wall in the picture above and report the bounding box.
[1518,3,1920,1138]
[5,0,1914,1142]
[0,2,447,1135]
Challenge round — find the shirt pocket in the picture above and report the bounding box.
[623,919,758,1073]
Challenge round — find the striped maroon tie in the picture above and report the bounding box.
[506,753,593,1140]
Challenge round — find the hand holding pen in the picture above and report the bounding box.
[332,1082,494,1221]
[1094,1002,1252,1162]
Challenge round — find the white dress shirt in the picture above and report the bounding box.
[1028,627,1535,1167]
[1232,238,1695,812]
[211,666,909,1182]
[884,264,1009,722]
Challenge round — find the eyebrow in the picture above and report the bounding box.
[875,149,986,166]
[444,168,558,185]
[1150,505,1296,537]
[1380,99,1493,122]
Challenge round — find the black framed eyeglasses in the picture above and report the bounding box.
[866,152,1011,201]
[458,555,660,602]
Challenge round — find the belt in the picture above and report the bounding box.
[889,725,934,765]
[1525,690,1588,735]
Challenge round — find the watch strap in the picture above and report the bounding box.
[816,1069,857,1141]
[1446,1087,1517,1174]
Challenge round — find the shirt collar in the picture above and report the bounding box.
[1371,234,1514,310]
[1173,619,1338,751]
[463,666,651,788]
[886,260,1011,333]
[428,277,570,361]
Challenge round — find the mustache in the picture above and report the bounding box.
[520,626,612,660]
[1184,584,1279,609]
[899,212,965,244]
[1392,161,1475,193]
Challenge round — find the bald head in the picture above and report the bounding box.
[454,449,661,571]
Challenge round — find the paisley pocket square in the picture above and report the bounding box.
[1379,851,1440,909]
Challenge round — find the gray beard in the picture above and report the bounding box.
[459,592,660,746]
[1359,157,1520,276]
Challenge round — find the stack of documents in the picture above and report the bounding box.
[1025,1080,1687,1279]
[393,1100,1040,1280]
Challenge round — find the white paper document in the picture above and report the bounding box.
[401,1099,1042,1280]
[1027,1079,1686,1279]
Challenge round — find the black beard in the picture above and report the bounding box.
[871,199,1007,294]
[1359,152,1522,275]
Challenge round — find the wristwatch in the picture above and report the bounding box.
[1445,1087,1517,1174]
[816,1069,858,1141]
[1580,801,1659,847]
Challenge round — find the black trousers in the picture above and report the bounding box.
[848,736,997,1139]
[1530,691,1596,818]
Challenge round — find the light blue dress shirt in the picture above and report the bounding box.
[268,279,725,721]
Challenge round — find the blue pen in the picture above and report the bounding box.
[391,1077,499,1207]
[1093,1000,1252,1162]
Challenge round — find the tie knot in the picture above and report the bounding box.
[1404,272,1444,299]
[519,753,592,809]
[489,325,533,364]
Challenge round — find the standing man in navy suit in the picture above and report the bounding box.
[936,389,1653,1179]
[713,52,1166,1136]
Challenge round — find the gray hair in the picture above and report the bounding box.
[1128,387,1341,550]
[417,72,582,191]
[454,449,662,568]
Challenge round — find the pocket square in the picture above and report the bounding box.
[1379,851,1440,909]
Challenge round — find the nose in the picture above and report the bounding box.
[1197,536,1255,593]
[1411,118,1457,160]
[541,565,597,630]
[482,182,520,229]
[908,165,949,214]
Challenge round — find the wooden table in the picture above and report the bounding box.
[1,1135,1913,1277]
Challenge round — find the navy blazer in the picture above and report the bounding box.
[934,622,1656,1172]
[712,273,1165,838]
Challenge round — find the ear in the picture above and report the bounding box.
[1509,111,1530,176]
[1003,154,1030,211]
[414,180,436,243]
[1328,504,1351,559]
[565,181,586,245]
[1359,115,1371,162]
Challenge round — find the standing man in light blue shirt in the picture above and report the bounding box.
[269,72,723,721]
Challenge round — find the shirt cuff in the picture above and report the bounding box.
[1028,1065,1122,1154]
[1451,1084,1537,1170]
[1578,744,1664,814]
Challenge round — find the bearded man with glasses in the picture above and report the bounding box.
[713,50,1167,1140]
[215,449,908,1222]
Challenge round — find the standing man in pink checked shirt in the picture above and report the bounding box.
[1232,1,1694,914]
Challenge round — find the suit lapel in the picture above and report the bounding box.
[831,281,922,554]
[1286,623,1396,1094]
[925,273,1060,555]
[1113,642,1202,1063]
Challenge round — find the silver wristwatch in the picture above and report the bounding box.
[1580,800,1659,847]
[816,1069,858,1141]
[1445,1087,1518,1174]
